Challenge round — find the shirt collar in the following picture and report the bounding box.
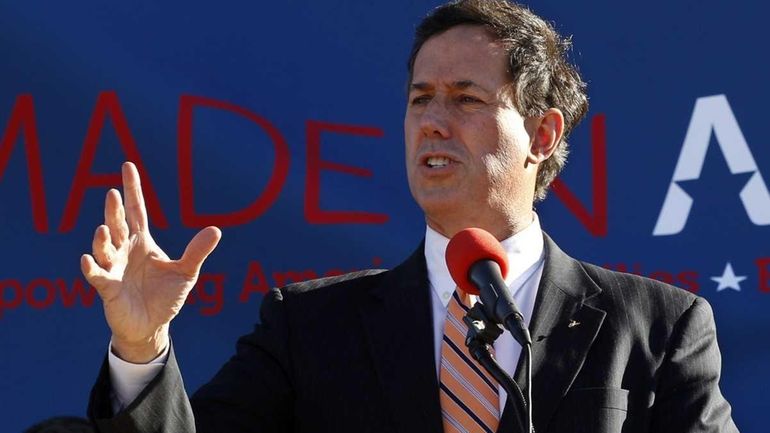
[424,213,545,307]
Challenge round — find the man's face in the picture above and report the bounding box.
[405,25,539,239]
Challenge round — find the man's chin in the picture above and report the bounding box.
[414,194,462,215]
[418,200,476,233]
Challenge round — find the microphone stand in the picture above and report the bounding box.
[463,303,533,433]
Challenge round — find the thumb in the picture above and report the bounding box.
[177,226,222,277]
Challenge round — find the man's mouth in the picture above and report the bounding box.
[425,156,452,168]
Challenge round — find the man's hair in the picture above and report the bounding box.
[407,0,589,201]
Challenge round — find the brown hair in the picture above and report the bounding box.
[408,0,589,201]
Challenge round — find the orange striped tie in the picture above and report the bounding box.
[439,290,500,433]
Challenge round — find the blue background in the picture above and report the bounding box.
[1,1,767,431]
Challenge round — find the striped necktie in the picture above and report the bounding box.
[439,290,500,433]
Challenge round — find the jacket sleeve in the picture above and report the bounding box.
[87,287,293,433]
[88,343,196,432]
[191,287,294,432]
[650,297,739,433]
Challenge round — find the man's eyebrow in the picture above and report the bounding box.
[453,80,491,93]
[409,80,490,93]
[409,82,433,92]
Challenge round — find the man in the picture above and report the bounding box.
[83,1,739,432]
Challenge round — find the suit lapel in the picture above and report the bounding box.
[358,243,444,433]
[499,234,606,433]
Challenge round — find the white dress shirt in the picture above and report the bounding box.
[425,214,544,413]
[109,214,545,414]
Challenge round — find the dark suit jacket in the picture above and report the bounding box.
[89,234,738,432]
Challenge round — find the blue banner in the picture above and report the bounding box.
[1,1,767,431]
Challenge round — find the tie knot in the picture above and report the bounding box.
[454,289,473,309]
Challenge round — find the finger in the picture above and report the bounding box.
[177,226,222,277]
[122,161,149,235]
[105,188,129,249]
[92,225,115,270]
[81,254,114,297]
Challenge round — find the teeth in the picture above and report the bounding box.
[426,156,450,167]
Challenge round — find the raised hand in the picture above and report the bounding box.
[81,162,221,363]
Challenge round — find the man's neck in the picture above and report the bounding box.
[425,210,535,240]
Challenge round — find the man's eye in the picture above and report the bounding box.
[458,95,482,104]
[410,95,431,105]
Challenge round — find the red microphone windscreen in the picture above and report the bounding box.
[445,228,509,295]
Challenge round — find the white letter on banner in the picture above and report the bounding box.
[653,94,770,236]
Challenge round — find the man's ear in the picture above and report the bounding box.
[527,108,565,164]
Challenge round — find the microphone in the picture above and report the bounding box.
[446,228,532,347]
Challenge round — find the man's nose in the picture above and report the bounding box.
[419,99,451,139]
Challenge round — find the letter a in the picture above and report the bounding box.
[653,94,770,236]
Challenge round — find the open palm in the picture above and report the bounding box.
[81,162,221,362]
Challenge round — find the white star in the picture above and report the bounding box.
[710,262,746,292]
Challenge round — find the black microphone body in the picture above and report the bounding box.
[468,259,532,347]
